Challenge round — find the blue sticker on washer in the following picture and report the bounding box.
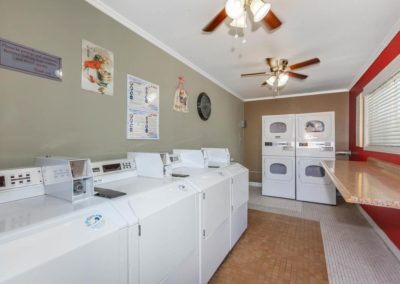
[85,214,105,229]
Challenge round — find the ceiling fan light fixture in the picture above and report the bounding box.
[250,0,271,22]
[277,73,289,87]
[266,75,276,86]
[230,12,247,28]
[225,0,244,19]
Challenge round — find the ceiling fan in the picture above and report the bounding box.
[241,57,321,89]
[203,0,282,32]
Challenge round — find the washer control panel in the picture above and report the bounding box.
[0,167,43,191]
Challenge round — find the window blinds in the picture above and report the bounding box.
[365,71,400,147]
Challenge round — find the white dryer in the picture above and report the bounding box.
[171,149,231,284]
[262,114,296,199]
[0,166,129,284]
[295,112,336,205]
[296,111,335,158]
[262,155,296,199]
[92,158,199,284]
[296,157,336,205]
[201,148,249,249]
[262,114,296,156]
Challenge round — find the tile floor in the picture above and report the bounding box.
[210,209,329,284]
[246,187,400,284]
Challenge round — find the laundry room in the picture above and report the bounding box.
[1,0,400,284]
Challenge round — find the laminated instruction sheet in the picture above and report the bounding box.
[127,74,159,140]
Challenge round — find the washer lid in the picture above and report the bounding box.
[0,199,127,282]
[97,177,196,220]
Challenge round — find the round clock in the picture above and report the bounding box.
[197,92,211,121]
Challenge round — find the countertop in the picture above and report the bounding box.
[321,159,400,209]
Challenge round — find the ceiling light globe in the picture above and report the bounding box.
[250,0,271,22]
[266,75,276,86]
[277,73,289,87]
[225,0,244,19]
[230,12,247,28]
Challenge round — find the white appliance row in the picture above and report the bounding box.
[0,148,249,284]
[262,112,337,205]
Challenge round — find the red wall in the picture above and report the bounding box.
[349,32,400,249]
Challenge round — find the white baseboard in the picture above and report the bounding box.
[249,182,262,188]
[357,205,400,262]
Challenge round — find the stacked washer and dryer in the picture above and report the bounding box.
[262,115,296,199]
[262,112,337,205]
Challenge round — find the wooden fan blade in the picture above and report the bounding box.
[261,81,267,86]
[289,58,320,70]
[202,8,227,32]
[263,10,282,30]
[241,72,267,77]
[288,72,308,79]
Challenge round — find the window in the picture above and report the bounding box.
[270,163,287,175]
[305,165,325,178]
[305,120,325,133]
[364,71,400,154]
[270,122,287,133]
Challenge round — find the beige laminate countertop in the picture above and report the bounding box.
[321,160,400,209]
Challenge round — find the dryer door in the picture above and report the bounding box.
[296,112,335,142]
[263,156,294,182]
[262,115,295,156]
[298,158,333,185]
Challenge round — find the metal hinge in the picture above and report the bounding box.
[232,205,234,212]
[203,229,205,237]
[138,225,141,237]
[202,192,206,200]
[231,179,234,184]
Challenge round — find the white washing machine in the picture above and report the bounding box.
[262,156,296,199]
[296,157,336,205]
[262,114,296,199]
[171,149,231,284]
[295,112,336,205]
[0,166,129,284]
[201,148,249,249]
[92,158,199,284]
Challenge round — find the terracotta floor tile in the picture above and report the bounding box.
[209,209,329,284]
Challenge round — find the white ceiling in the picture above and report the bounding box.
[87,0,400,101]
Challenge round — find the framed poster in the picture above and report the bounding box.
[81,39,114,95]
[127,74,159,140]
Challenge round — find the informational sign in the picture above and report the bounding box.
[0,38,62,81]
[127,74,159,140]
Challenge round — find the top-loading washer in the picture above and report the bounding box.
[92,157,199,284]
[170,149,231,284]
[262,114,296,157]
[0,163,129,284]
[201,148,249,248]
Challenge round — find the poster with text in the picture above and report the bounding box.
[81,39,114,95]
[127,74,159,140]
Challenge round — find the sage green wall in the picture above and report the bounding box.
[0,0,244,168]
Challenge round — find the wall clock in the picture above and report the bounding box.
[197,92,211,121]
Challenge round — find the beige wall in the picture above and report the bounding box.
[244,92,349,182]
[0,0,244,168]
